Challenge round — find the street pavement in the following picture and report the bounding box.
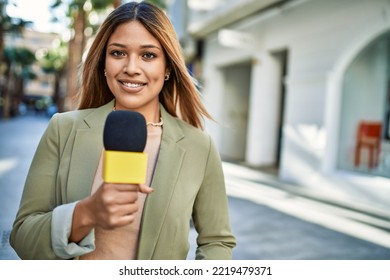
[1,114,390,260]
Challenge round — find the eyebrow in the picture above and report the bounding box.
[107,42,161,50]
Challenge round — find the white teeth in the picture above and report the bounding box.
[123,82,143,88]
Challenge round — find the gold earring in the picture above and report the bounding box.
[104,70,107,76]
[165,74,170,81]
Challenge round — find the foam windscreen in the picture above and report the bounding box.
[103,110,147,152]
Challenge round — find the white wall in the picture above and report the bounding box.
[246,51,284,166]
[201,0,390,187]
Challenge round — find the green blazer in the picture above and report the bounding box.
[10,100,236,260]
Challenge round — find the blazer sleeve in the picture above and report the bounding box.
[9,114,95,259]
[10,114,62,259]
[192,136,236,259]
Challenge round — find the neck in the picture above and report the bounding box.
[113,101,160,123]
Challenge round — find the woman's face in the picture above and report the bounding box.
[105,20,169,121]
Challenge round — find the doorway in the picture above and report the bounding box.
[220,62,251,162]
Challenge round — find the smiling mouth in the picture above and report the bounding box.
[122,82,146,88]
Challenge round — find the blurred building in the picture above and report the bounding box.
[4,29,61,109]
[167,0,390,192]
[5,29,61,98]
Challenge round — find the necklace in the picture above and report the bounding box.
[113,106,163,127]
[147,118,164,127]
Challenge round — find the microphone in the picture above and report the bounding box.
[103,110,148,184]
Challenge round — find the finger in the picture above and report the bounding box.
[100,214,136,229]
[105,183,139,192]
[109,191,139,205]
[97,187,138,206]
[102,184,140,204]
[115,214,136,227]
[139,184,154,194]
[111,202,139,217]
[98,202,139,229]
[109,203,139,228]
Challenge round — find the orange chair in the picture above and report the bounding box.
[354,121,382,169]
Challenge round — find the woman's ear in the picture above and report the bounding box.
[164,68,171,81]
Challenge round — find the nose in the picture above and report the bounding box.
[123,55,140,75]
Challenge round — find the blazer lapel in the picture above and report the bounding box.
[137,106,186,259]
[66,101,114,202]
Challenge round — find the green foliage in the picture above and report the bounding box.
[3,46,36,69]
[146,0,167,10]
[39,42,68,73]
[50,0,115,29]
[92,0,114,10]
[2,46,36,84]
[3,47,35,64]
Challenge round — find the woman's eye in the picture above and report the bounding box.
[143,52,156,59]
[111,50,125,57]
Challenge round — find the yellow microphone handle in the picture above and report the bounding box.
[103,150,147,184]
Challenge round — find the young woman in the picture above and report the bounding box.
[10,1,236,260]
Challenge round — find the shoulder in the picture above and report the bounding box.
[50,108,95,130]
[40,109,96,146]
[52,109,90,121]
[167,116,223,174]
[177,118,210,143]
[165,114,213,153]
[50,101,113,129]
[53,108,94,122]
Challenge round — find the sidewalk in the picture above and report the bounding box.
[222,162,390,222]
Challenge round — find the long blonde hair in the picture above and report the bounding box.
[77,1,212,129]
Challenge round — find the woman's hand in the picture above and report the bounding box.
[69,183,153,243]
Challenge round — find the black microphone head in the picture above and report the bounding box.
[103,110,147,152]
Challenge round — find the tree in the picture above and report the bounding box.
[148,0,166,9]
[2,46,36,117]
[51,0,120,111]
[39,41,68,112]
[0,0,32,118]
[0,0,31,67]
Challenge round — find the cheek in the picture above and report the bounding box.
[146,64,165,80]
[105,59,122,75]
[149,72,166,95]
